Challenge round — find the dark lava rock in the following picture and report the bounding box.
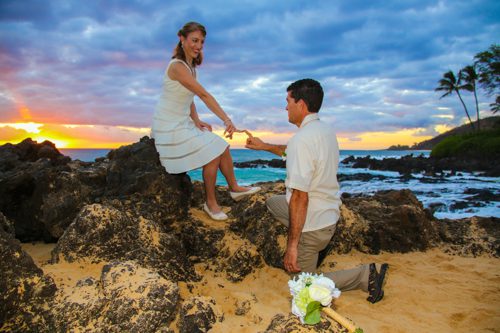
[463,188,499,202]
[177,296,223,333]
[229,184,288,268]
[0,137,191,242]
[178,218,226,262]
[223,244,264,282]
[342,154,500,177]
[0,211,15,236]
[338,173,390,182]
[332,189,440,254]
[0,221,57,331]
[0,138,69,172]
[436,216,500,257]
[234,158,286,169]
[51,204,198,282]
[264,313,339,332]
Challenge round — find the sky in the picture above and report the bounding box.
[0,0,498,149]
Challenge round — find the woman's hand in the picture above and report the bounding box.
[195,120,212,132]
[223,119,236,139]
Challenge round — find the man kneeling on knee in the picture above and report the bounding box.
[246,78,388,303]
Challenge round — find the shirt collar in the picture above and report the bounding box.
[300,113,319,128]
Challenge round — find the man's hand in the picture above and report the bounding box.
[283,245,301,273]
[245,136,266,150]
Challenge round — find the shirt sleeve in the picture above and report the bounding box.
[286,136,315,193]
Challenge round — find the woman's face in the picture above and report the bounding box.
[181,30,205,62]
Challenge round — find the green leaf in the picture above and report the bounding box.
[354,329,364,333]
[304,301,322,325]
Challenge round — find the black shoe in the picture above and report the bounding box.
[367,263,389,304]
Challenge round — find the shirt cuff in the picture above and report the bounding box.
[287,181,310,193]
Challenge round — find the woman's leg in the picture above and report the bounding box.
[219,147,249,192]
[203,155,222,213]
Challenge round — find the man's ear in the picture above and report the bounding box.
[299,99,308,113]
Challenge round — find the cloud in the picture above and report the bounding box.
[0,0,498,148]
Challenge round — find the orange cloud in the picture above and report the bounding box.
[0,121,434,151]
[338,128,433,149]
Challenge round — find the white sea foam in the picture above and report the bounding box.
[62,148,498,219]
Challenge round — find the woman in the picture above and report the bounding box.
[151,22,260,221]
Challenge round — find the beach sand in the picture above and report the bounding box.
[22,211,500,333]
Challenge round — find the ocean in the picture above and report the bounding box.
[60,148,499,220]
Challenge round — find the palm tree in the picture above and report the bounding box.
[460,65,480,131]
[435,70,475,130]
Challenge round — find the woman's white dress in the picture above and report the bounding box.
[151,59,229,174]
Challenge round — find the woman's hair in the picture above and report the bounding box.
[172,21,206,67]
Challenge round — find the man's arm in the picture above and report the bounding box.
[245,137,287,157]
[284,188,308,273]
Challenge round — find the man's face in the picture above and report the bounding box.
[286,91,302,127]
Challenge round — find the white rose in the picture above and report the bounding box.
[314,276,341,299]
[308,284,333,306]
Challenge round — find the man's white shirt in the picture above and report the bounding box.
[285,113,342,232]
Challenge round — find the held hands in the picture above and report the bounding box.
[223,119,236,139]
[245,135,265,150]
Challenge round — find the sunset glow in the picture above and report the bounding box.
[0,121,435,150]
[0,1,496,151]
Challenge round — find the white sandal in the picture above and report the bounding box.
[203,203,228,221]
[229,186,262,202]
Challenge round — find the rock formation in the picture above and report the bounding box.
[0,137,498,332]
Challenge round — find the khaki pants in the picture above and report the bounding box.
[266,195,369,292]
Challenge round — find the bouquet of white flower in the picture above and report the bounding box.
[288,272,364,332]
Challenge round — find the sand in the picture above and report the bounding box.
[22,220,500,333]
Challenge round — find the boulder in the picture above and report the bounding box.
[436,216,500,257]
[0,219,57,331]
[330,189,440,254]
[52,261,179,333]
[229,183,288,269]
[51,204,198,282]
[265,313,338,332]
[0,137,191,242]
[177,296,224,333]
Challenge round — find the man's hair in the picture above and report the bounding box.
[287,79,324,113]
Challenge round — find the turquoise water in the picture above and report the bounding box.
[59,148,499,219]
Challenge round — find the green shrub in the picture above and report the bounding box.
[431,129,500,159]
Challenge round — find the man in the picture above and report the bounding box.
[246,79,388,303]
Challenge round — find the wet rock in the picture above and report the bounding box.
[234,159,286,169]
[0,223,57,331]
[51,204,198,282]
[177,296,224,333]
[342,153,500,177]
[463,188,499,202]
[428,202,447,214]
[338,173,390,182]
